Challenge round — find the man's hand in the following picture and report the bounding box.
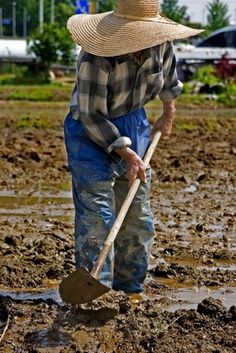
[152,100,176,137]
[115,147,146,187]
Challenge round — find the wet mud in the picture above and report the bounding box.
[0,101,235,352]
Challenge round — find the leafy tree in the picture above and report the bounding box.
[0,0,75,37]
[0,0,31,36]
[98,0,116,13]
[161,0,188,23]
[29,23,75,72]
[206,0,230,32]
[55,2,75,27]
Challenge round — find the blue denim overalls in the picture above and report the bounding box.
[64,107,155,293]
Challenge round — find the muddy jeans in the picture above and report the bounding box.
[64,108,155,293]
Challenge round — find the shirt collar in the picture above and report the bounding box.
[115,46,153,64]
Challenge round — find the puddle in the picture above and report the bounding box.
[0,288,62,304]
[1,284,235,315]
[0,192,73,219]
[165,258,236,272]
[197,264,236,271]
[0,193,72,207]
[165,286,236,312]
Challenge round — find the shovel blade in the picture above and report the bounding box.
[59,268,110,304]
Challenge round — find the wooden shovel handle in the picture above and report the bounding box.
[91,131,162,279]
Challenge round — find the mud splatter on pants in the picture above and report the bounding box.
[64,108,155,293]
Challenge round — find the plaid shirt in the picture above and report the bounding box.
[70,41,182,153]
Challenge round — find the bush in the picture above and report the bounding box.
[181,82,195,94]
[0,74,15,85]
[226,83,236,95]
[29,23,75,71]
[0,65,50,85]
[216,82,236,107]
[193,65,220,86]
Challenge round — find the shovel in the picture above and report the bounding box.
[59,131,162,304]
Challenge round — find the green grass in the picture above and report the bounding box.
[0,83,235,108]
[146,94,222,112]
[0,84,72,102]
[15,116,49,129]
[9,89,54,101]
[0,92,236,134]
[174,122,198,132]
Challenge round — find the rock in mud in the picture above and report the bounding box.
[4,234,17,246]
[229,305,236,320]
[197,297,227,318]
[196,223,204,232]
[29,150,41,162]
[119,299,131,314]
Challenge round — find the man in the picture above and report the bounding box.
[64,0,202,296]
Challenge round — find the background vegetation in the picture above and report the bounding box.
[0,0,231,38]
[0,0,235,105]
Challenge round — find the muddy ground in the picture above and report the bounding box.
[0,100,235,352]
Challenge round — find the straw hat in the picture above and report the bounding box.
[67,0,203,57]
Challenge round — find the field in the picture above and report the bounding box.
[0,93,235,352]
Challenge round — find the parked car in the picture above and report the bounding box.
[175,26,236,81]
[175,25,236,62]
[197,25,236,49]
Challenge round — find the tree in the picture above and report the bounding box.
[29,23,75,72]
[0,0,75,37]
[206,0,230,32]
[55,2,75,27]
[161,0,188,23]
[98,0,116,13]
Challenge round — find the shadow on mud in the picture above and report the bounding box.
[0,291,118,350]
[24,305,118,349]
[24,328,72,348]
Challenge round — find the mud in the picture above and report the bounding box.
[0,101,235,352]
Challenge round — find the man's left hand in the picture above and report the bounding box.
[152,100,176,137]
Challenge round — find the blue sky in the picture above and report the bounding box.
[174,0,236,24]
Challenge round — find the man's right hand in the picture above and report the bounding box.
[115,147,146,187]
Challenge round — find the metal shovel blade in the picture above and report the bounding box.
[59,268,110,304]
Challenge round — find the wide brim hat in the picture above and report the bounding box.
[67,0,204,57]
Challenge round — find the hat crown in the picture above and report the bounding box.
[115,0,160,18]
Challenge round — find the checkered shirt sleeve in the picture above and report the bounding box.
[159,41,183,101]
